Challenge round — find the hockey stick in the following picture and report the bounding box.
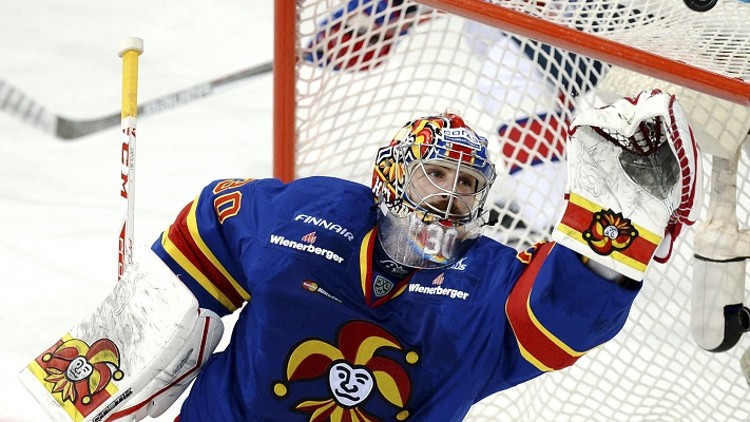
[0,61,272,140]
[118,38,143,281]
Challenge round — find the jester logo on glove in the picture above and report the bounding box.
[583,209,638,255]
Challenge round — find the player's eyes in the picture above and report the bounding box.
[426,168,445,179]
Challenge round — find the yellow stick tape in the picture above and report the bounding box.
[121,50,141,119]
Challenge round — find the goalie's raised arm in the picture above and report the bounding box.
[552,89,702,281]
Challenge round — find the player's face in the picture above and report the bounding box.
[408,163,478,218]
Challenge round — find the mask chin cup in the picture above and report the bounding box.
[376,206,486,269]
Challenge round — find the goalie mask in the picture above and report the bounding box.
[371,112,496,268]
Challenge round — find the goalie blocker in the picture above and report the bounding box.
[552,90,701,281]
[19,246,223,422]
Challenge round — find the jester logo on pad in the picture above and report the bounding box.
[34,337,124,409]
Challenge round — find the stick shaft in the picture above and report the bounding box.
[118,42,143,280]
[0,61,272,139]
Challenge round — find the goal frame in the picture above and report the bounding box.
[272,0,750,182]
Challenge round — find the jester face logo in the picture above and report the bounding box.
[274,320,418,421]
[583,209,638,255]
[38,338,123,406]
[328,362,375,407]
[65,356,94,382]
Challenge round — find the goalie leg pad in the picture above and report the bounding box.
[19,246,200,422]
[692,257,748,351]
[110,308,224,420]
[690,152,750,352]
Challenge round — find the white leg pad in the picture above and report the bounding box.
[114,308,223,420]
[19,246,199,422]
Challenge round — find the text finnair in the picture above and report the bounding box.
[294,214,354,241]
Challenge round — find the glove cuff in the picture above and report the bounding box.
[552,192,665,281]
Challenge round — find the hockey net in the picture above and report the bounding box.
[274,0,750,420]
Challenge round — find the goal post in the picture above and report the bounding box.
[273,0,750,420]
[274,0,297,183]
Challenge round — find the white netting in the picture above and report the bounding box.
[289,0,750,420]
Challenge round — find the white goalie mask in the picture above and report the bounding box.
[371,112,496,268]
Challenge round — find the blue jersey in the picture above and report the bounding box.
[151,176,639,421]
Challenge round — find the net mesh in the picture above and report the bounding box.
[289,0,750,420]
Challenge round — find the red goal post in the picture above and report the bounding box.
[272,0,750,420]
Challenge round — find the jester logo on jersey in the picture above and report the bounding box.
[33,337,124,411]
[273,320,418,421]
[582,209,638,255]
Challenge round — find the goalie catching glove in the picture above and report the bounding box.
[552,90,702,281]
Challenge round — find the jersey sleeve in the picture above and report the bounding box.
[488,241,641,394]
[151,178,262,316]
